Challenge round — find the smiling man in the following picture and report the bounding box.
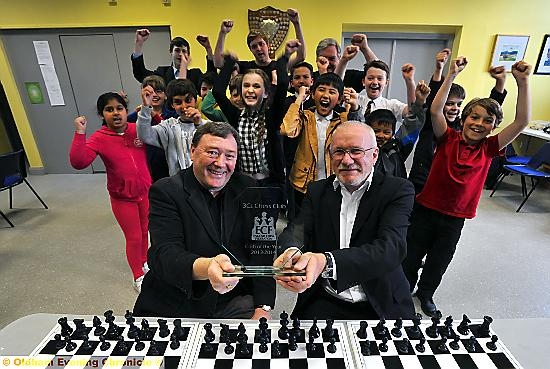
[134,122,275,320]
[275,122,415,320]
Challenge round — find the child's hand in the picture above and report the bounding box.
[435,48,451,70]
[196,35,211,49]
[183,107,202,125]
[220,20,234,34]
[141,86,155,106]
[287,8,300,24]
[415,80,431,105]
[297,86,309,102]
[351,34,368,52]
[285,39,301,57]
[316,56,329,74]
[511,61,532,81]
[489,65,506,80]
[135,29,150,46]
[74,116,87,134]
[341,45,359,61]
[180,53,190,71]
[449,57,467,75]
[401,63,415,81]
[343,87,358,111]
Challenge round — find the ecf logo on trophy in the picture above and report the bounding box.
[248,6,290,58]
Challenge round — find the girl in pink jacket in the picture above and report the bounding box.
[69,92,151,292]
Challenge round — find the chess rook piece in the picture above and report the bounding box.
[58,317,73,337]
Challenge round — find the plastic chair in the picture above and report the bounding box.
[0,149,48,227]
[490,143,550,212]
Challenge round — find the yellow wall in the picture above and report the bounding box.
[1,0,549,169]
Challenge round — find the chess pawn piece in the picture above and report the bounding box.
[486,335,498,351]
[391,318,403,338]
[327,337,337,354]
[169,333,180,350]
[134,336,145,351]
[378,336,389,352]
[360,340,371,356]
[272,340,281,357]
[356,321,368,339]
[449,334,460,350]
[415,336,426,353]
[224,340,234,355]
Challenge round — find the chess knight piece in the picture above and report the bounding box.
[248,6,290,58]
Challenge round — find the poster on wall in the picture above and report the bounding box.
[32,41,65,106]
[490,35,530,72]
[534,34,550,75]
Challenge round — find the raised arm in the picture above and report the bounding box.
[212,53,241,126]
[497,61,531,149]
[196,35,217,73]
[69,116,99,169]
[131,29,154,83]
[213,20,233,69]
[136,86,163,147]
[401,63,417,113]
[286,8,306,70]
[432,48,451,82]
[430,57,468,139]
[397,81,431,157]
[353,34,378,63]
[334,45,359,79]
[280,86,307,138]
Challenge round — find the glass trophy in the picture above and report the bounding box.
[222,186,305,277]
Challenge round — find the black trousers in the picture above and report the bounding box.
[402,203,465,297]
[295,289,378,320]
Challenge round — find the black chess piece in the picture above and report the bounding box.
[309,318,320,339]
[278,322,289,340]
[437,336,449,353]
[58,317,73,337]
[259,342,268,353]
[466,336,477,352]
[478,316,493,337]
[325,318,335,339]
[486,335,498,351]
[54,334,66,350]
[72,319,88,340]
[374,318,388,337]
[408,315,423,340]
[258,317,268,331]
[327,337,337,354]
[117,336,128,353]
[158,319,170,338]
[425,316,439,339]
[127,319,139,339]
[449,334,460,350]
[378,336,388,352]
[173,319,186,341]
[288,333,298,351]
[292,317,301,338]
[391,318,403,338]
[149,340,160,355]
[106,318,121,340]
[139,319,153,341]
[239,334,250,356]
[356,321,368,339]
[457,314,471,335]
[360,340,371,356]
[124,310,133,320]
[272,340,281,357]
[396,338,410,354]
[169,333,180,350]
[93,316,106,337]
[204,323,215,343]
[224,340,234,355]
[135,337,145,351]
[306,335,316,353]
[81,336,93,351]
[237,322,247,342]
[65,336,77,352]
[415,336,426,353]
[99,335,110,351]
[219,324,230,343]
[104,310,115,323]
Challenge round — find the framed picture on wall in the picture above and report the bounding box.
[534,34,550,75]
[490,34,530,72]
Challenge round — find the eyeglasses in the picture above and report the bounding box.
[330,147,375,160]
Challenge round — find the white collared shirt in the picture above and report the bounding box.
[326,170,374,302]
[314,110,333,180]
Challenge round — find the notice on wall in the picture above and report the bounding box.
[33,41,65,106]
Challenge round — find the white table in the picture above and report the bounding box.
[1,313,549,368]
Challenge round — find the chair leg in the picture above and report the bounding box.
[9,187,13,208]
[0,209,14,227]
[23,179,48,209]
[516,178,539,212]
[520,176,527,197]
[490,172,508,197]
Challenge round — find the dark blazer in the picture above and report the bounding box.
[283,173,415,319]
[134,168,276,318]
[131,54,215,92]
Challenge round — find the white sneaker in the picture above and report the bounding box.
[133,275,144,293]
[142,262,150,275]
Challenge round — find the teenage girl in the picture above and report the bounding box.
[69,92,151,292]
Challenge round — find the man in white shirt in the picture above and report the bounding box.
[275,122,415,319]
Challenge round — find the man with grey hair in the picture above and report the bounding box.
[275,121,415,320]
[135,121,275,320]
[314,35,378,93]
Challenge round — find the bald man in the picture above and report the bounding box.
[275,122,415,320]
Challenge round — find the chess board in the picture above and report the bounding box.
[189,320,353,369]
[29,315,200,369]
[346,317,524,369]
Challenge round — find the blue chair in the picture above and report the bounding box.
[490,143,550,212]
[0,149,48,227]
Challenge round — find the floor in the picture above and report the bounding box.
[1,173,550,330]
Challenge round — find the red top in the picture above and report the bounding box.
[416,127,502,219]
[69,123,152,201]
